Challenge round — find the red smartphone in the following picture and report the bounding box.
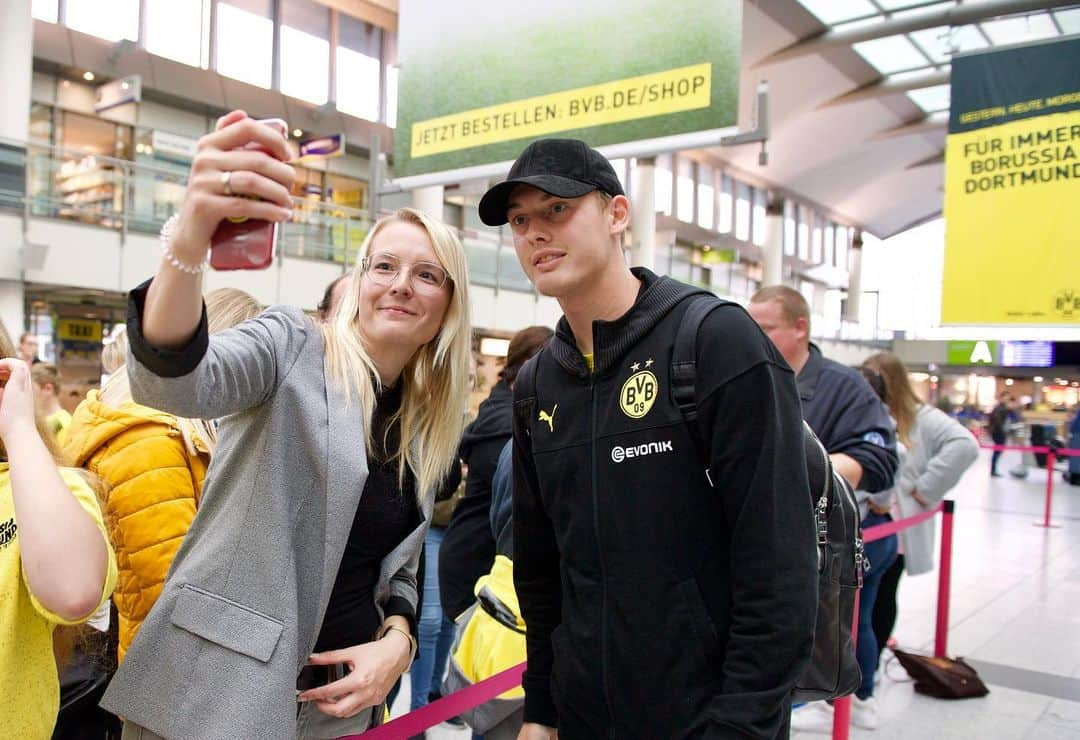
[210,117,290,271]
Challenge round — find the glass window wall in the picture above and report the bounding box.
[717,174,732,233]
[675,156,695,223]
[146,0,211,69]
[734,181,751,242]
[337,14,382,121]
[697,165,714,230]
[66,0,139,42]
[281,0,330,105]
[217,0,274,88]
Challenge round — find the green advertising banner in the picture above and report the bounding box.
[394,0,741,178]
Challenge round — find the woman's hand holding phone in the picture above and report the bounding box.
[168,110,296,270]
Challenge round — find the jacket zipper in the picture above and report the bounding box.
[589,367,616,735]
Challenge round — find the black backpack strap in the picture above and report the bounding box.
[672,294,724,488]
[512,350,542,440]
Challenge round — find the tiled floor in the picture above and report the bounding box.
[396,449,1080,739]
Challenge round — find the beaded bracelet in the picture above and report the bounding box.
[159,214,209,274]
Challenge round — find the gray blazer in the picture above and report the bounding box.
[890,405,978,575]
[101,305,433,739]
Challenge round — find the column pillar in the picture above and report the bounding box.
[846,230,864,323]
[629,157,656,269]
[410,185,444,219]
[0,0,32,145]
[0,280,26,343]
[0,0,32,337]
[762,192,784,287]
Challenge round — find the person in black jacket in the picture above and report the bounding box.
[477,139,817,740]
[439,326,553,621]
[747,286,897,494]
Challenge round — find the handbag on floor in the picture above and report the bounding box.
[892,648,989,699]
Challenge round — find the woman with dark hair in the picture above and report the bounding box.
[438,326,554,623]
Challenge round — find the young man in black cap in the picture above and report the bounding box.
[478,139,818,740]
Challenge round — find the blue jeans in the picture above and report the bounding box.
[409,526,457,711]
[857,513,899,700]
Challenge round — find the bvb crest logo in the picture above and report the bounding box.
[1054,290,1080,319]
[620,369,658,418]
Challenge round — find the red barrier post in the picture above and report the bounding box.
[1035,450,1061,528]
[934,500,955,658]
[832,588,859,740]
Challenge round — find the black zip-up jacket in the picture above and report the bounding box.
[512,269,817,739]
[797,344,897,493]
[439,379,514,619]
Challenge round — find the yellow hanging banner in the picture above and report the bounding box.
[941,39,1080,325]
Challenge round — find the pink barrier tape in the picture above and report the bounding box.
[348,504,960,740]
[337,663,525,740]
[978,443,1076,527]
[979,443,1080,457]
[861,503,943,543]
[832,500,956,740]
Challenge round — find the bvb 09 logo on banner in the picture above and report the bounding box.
[942,36,1080,326]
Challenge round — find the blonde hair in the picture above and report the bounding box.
[101,288,262,447]
[323,207,472,500]
[862,352,922,447]
[205,287,262,334]
[101,327,128,374]
[750,285,811,327]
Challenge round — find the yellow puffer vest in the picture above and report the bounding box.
[63,391,210,662]
[451,555,526,700]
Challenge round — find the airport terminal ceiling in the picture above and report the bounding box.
[715,0,1079,239]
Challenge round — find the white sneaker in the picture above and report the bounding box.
[790,702,834,734]
[851,695,880,730]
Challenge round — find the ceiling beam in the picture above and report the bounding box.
[754,0,1076,68]
[869,112,949,141]
[906,151,946,170]
[818,69,951,109]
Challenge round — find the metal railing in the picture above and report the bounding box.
[0,137,536,293]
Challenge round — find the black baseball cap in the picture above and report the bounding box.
[478,138,625,226]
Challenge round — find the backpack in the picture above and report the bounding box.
[673,294,862,702]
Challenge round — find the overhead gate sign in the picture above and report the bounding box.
[941,36,1080,325]
[393,0,740,177]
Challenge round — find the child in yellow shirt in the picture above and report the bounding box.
[0,354,117,739]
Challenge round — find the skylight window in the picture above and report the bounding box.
[907,84,951,112]
[980,13,1058,45]
[907,24,988,63]
[854,35,930,74]
[1055,8,1080,35]
[799,0,877,25]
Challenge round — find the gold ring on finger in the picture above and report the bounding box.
[221,170,234,197]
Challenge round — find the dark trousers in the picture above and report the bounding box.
[871,554,905,663]
[991,431,1007,473]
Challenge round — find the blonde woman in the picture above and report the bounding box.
[63,288,261,663]
[100,110,472,739]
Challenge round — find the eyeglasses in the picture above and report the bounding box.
[361,252,451,292]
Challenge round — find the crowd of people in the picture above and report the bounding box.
[4,115,989,740]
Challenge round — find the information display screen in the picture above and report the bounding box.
[1000,341,1054,367]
